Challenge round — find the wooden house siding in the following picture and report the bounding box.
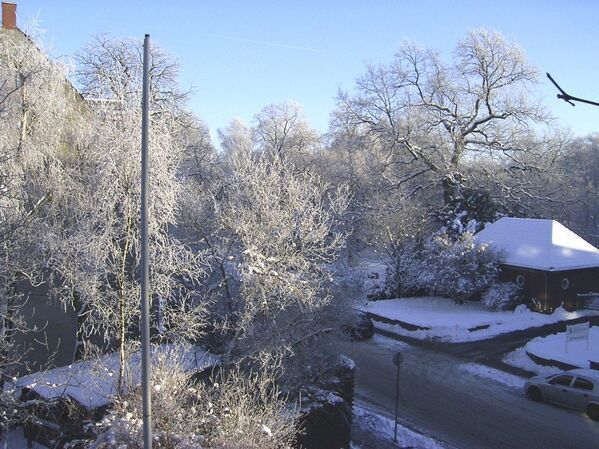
[499,265,599,312]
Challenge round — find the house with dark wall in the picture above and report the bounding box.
[475,217,599,312]
[2,2,80,372]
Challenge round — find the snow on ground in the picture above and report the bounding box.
[0,428,47,449]
[353,401,448,449]
[524,325,599,369]
[8,345,218,410]
[371,334,412,352]
[458,363,524,389]
[503,346,562,377]
[362,297,599,342]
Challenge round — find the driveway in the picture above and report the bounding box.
[346,336,599,449]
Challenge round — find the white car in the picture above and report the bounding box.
[524,369,599,421]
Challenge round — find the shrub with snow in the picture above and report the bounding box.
[482,282,524,311]
[373,232,503,303]
[87,353,297,449]
[380,238,423,299]
[365,238,424,300]
[417,232,503,303]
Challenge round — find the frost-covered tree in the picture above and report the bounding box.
[0,25,96,440]
[549,134,599,245]
[0,25,85,383]
[219,151,349,386]
[42,36,207,392]
[186,123,350,388]
[370,200,429,299]
[218,118,252,166]
[335,29,551,207]
[252,102,320,169]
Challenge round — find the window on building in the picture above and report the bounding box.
[561,278,570,290]
[516,274,526,287]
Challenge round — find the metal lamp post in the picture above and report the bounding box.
[392,351,403,444]
[140,33,153,449]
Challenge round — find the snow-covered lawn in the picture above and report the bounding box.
[503,346,562,377]
[524,325,599,369]
[362,297,598,342]
[8,345,218,410]
[353,401,448,449]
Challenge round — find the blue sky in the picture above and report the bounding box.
[15,0,599,138]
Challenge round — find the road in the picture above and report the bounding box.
[345,336,599,449]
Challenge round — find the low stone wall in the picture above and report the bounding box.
[525,350,579,371]
[365,311,429,331]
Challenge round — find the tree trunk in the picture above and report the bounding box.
[117,214,133,394]
[72,299,89,362]
[0,295,14,390]
[441,175,461,207]
[118,295,126,394]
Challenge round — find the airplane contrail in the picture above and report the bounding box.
[200,33,326,54]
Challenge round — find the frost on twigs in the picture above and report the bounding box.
[482,282,524,311]
[188,136,351,390]
[0,20,85,392]
[88,353,297,449]
[35,35,211,392]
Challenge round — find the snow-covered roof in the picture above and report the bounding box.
[474,217,599,271]
[9,345,219,410]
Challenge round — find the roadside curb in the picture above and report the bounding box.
[364,311,429,331]
[524,350,579,371]
[369,314,599,378]
[368,312,599,346]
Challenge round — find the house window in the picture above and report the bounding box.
[516,274,526,287]
[561,278,570,290]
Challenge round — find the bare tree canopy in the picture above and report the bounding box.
[74,34,188,113]
[335,29,551,205]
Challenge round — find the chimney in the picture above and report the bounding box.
[2,2,17,30]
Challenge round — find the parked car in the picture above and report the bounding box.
[524,368,599,421]
[344,311,374,341]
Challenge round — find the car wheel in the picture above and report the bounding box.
[527,386,542,402]
[587,404,599,421]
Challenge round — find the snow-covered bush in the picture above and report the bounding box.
[436,187,503,241]
[88,353,297,449]
[379,238,423,299]
[482,282,523,311]
[371,232,503,303]
[418,232,503,303]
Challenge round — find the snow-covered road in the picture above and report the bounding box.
[345,336,599,449]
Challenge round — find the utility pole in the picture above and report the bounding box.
[140,33,153,449]
[392,351,403,444]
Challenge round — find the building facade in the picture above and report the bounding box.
[475,217,599,312]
